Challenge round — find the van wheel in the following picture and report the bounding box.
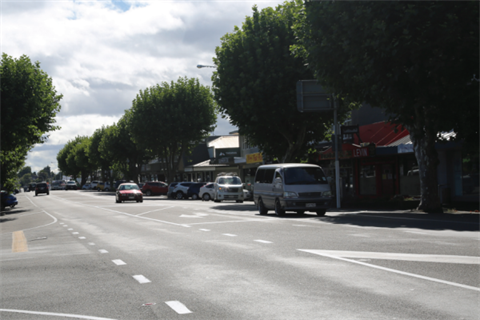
[275,199,285,216]
[296,211,305,215]
[202,193,210,201]
[176,192,184,200]
[258,198,268,215]
[316,209,327,216]
[191,193,199,200]
[236,200,243,203]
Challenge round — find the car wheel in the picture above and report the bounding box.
[296,210,305,215]
[191,193,199,200]
[236,200,243,203]
[316,209,327,216]
[146,190,152,196]
[35,193,38,196]
[202,193,210,201]
[275,199,285,216]
[97,188,101,192]
[175,192,184,200]
[258,198,268,215]
[47,192,49,195]
[115,195,120,203]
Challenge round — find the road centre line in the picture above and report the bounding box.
[299,249,480,292]
[133,275,151,284]
[254,240,272,244]
[165,301,192,314]
[0,309,117,320]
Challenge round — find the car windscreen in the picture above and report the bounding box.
[218,177,241,185]
[120,184,139,190]
[283,167,328,185]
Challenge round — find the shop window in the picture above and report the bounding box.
[399,156,420,196]
[359,165,376,195]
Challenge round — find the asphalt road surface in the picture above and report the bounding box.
[1,190,479,320]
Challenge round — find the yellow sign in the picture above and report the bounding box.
[246,152,263,164]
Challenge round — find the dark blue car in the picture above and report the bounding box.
[186,183,207,200]
[1,190,18,210]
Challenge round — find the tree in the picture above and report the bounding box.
[99,117,152,183]
[1,53,62,189]
[89,126,115,185]
[128,77,216,182]
[212,1,349,162]
[57,136,92,183]
[294,1,479,212]
[17,166,32,178]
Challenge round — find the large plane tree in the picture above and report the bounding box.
[294,0,479,212]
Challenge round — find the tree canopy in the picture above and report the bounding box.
[294,0,479,212]
[128,76,216,182]
[1,53,62,190]
[212,1,349,162]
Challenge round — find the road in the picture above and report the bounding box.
[1,190,479,320]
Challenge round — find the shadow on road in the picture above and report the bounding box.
[314,210,480,232]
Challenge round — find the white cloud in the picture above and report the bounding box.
[2,0,285,173]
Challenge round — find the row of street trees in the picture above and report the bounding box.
[57,77,216,186]
[1,54,62,191]
[212,0,479,212]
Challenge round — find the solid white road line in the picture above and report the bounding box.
[300,250,480,264]
[112,259,126,266]
[299,249,480,292]
[0,309,117,319]
[165,301,192,314]
[133,275,151,284]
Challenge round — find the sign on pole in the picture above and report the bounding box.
[296,80,333,112]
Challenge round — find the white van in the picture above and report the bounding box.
[253,163,332,216]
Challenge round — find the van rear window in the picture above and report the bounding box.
[284,167,328,185]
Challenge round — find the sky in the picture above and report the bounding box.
[2,0,286,174]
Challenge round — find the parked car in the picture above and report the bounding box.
[82,183,91,190]
[186,182,207,200]
[142,181,168,196]
[1,190,18,209]
[213,173,244,203]
[29,183,36,192]
[253,163,332,216]
[66,181,78,190]
[51,180,66,190]
[35,182,50,196]
[90,181,100,190]
[243,189,253,201]
[167,182,179,199]
[115,183,143,203]
[97,182,111,191]
[199,182,215,201]
[172,182,195,199]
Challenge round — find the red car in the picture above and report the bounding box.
[115,183,143,203]
[141,181,168,196]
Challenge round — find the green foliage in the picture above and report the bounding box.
[294,1,479,211]
[295,1,478,143]
[129,76,216,182]
[212,1,348,162]
[1,53,62,189]
[17,166,32,178]
[57,136,91,182]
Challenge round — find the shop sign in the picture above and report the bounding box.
[216,148,240,158]
[319,150,351,160]
[353,144,376,157]
[246,152,263,164]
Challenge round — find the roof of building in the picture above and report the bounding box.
[208,135,239,149]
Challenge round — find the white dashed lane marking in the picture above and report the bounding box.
[99,249,108,254]
[223,233,237,237]
[165,301,192,314]
[200,229,210,232]
[112,259,126,266]
[133,275,151,284]
[254,240,272,244]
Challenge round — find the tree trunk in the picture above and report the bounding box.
[282,125,306,163]
[408,124,443,213]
